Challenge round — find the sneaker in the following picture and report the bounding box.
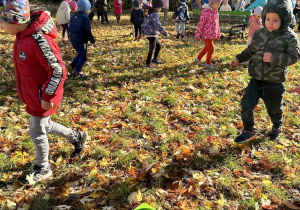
[151,60,161,64]
[195,58,201,64]
[181,34,185,39]
[145,64,153,68]
[267,127,282,141]
[73,131,88,155]
[235,130,257,144]
[205,63,216,69]
[176,32,180,39]
[21,165,52,185]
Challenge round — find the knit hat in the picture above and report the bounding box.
[253,6,263,16]
[152,0,163,8]
[77,0,91,12]
[134,0,140,7]
[0,0,30,24]
[69,1,78,11]
[209,0,221,5]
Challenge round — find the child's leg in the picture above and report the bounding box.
[241,78,260,131]
[153,37,161,61]
[262,83,285,129]
[66,23,70,39]
[62,24,67,39]
[30,116,81,168]
[101,15,104,23]
[163,8,168,22]
[204,39,215,64]
[181,22,185,36]
[146,37,155,65]
[197,40,209,60]
[134,25,139,38]
[72,43,87,74]
[175,22,180,33]
[138,25,142,37]
[105,13,109,23]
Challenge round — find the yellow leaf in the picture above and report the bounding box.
[218,194,225,207]
[1,173,8,181]
[100,158,108,167]
[26,173,36,185]
[56,156,63,165]
[88,168,97,177]
[274,144,284,150]
[128,189,142,205]
[90,191,103,199]
[77,188,87,194]
[262,180,272,188]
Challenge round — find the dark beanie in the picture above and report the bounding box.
[152,0,164,8]
[134,0,140,7]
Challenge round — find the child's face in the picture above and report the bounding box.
[265,13,281,32]
[0,19,17,35]
[210,2,221,10]
[135,7,140,10]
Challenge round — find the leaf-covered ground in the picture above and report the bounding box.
[1,9,300,210]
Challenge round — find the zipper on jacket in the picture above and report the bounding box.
[14,37,25,103]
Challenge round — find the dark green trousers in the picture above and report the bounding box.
[241,78,285,131]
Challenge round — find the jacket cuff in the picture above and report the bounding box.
[42,93,55,102]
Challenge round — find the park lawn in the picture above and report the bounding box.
[1,10,300,210]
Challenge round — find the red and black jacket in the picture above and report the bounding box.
[14,11,67,117]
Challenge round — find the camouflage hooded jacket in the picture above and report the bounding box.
[236,0,300,83]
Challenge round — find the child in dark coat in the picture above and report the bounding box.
[69,0,95,78]
[130,0,144,40]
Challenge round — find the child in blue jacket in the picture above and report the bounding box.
[141,0,169,68]
[130,0,144,40]
[69,0,95,78]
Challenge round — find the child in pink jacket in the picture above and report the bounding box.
[194,0,221,69]
[114,0,122,23]
[246,6,263,47]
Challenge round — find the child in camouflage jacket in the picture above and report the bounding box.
[231,0,300,143]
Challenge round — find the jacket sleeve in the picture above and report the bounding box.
[66,7,71,22]
[34,35,66,102]
[271,34,300,67]
[83,16,95,43]
[235,38,256,63]
[186,6,190,21]
[152,13,168,36]
[195,12,206,40]
[130,10,134,22]
[244,0,265,12]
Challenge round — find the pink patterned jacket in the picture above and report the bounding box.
[248,15,263,38]
[194,6,220,41]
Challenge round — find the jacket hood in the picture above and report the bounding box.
[59,1,70,10]
[21,11,57,39]
[262,0,293,31]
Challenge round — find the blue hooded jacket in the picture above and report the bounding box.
[70,11,95,44]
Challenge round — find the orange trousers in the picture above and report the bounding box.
[197,39,215,64]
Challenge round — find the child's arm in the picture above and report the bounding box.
[34,36,65,108]
[152,13,169,36]
[194,13,206,41]
[130,9,134,23]
[83,16,95,43]
[186,6,190,23]
[269,35,300,67]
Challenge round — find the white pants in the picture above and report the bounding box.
[176,22,186,35]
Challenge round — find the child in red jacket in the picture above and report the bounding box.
[0,0,88,184]
[194,0,221,69]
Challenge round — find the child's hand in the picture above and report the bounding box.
[166,34,170,38]
[230,59,239,69]
[263,52,273,62]
[41,100,53,110]
[173,19,175,22]
[290,87,300,94]
[186,21,189,24]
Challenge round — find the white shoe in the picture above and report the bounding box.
[205,63,216,69]
[195,58,201,64]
